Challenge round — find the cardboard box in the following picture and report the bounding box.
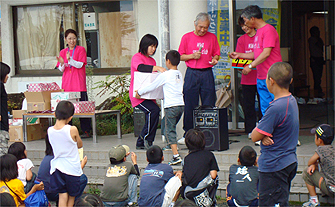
[133,71,164,99]
[24,90,62,111]
[28,82,60,92]
[51,92,81,100]
[73,101,95,113]
[9,124,42,142]
[51,99,79,111]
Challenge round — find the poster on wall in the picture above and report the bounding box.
[208,0,231,87]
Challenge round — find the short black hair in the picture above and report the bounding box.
[0,192,16,207]
[45,135,53,156]
[55,101,75,120]
[267,62,293,89]
[241,5,262,20]
[310,26,320,36]
[138,34,158,56]
[0,62,10,83]
[185,129,206,152]
[0,154,19,181]
[8,142,26,161]
[74,193,104,207]
[166,50,180,66]
[238,16,245,26]
[146,145,163,164]
[65,29,78,38]
[238,146,257,167]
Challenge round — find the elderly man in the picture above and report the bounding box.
[229,5,282,116]
[177,12,220,144]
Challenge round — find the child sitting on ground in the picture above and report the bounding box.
[100,145,139,207]
[48,100,84,207]
[181,129,219,206]
[226,146,259,207]
[8,142,35,193]
[135,50,184,165]
[138,145,182,207]
[0,154,44,207]
[302,124,335,207]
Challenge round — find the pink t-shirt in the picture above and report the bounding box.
[253,24,282,80]
[129,53,157,107]
[57,46,87,92]
[178,31,220,69]
[236,34,257,85]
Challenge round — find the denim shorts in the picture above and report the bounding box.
[50,169,80,197]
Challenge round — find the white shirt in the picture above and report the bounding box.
[48,125,82,176]
[17,158,34,186]
[138,69,184,108]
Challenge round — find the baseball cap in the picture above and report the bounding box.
[311,124,334,144]
[108,145,126,161]
[122,145,130,155]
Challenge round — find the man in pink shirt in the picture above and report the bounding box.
[178,12,220,144]
[230,5,282,116]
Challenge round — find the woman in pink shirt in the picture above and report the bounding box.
[130,34,165,149]
[56,29,91,137]
[236,17,261,137]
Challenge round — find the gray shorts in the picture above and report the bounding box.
[0,130,9,156]
[302,167,334,197]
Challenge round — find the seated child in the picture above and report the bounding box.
[181,129,219,207]
[136,50,184,165]
[100,145,140,207]
[0,154,44,207]
[8,142,35,193]
[48,101,84,207]
[138,145,182,207]
[302,124,335,207]
[226,146,259,207]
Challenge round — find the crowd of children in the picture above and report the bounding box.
[1,44,335,207]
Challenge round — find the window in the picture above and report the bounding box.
[13,1,137,75]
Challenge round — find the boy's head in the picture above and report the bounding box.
[311,124,334,145]
[109,145,127,164]
[165,50,180,67]
[267,62,293,90]
[185,129,206,151]
[238,146,257,167]
[55,101,75,120]
[146,145,163,164]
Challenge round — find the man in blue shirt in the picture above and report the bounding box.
[250,62,299,206]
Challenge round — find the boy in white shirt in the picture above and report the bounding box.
[136,50,184,165]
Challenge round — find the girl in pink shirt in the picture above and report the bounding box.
[236,17,261,135]
[130,34,165,149]
[56,29,91,137]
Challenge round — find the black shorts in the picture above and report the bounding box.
[259,162,297,207]
[50,169,81,197]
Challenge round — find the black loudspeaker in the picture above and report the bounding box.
[193,107,229,151]
[133,107,145,137]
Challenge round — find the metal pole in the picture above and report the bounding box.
[158,0,170,136]
[229,0,237,129]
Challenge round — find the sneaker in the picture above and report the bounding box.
[248,133,252,139]
[144,140,152,149]
[302,199,320,207]
[297,140,301,146]
[255,141,261,146]
[136,145,145,150]
[81,131,91,138]
[177,137,185,145]
[169,156,182,165]
[162,145,172,151]
[162,135,166,142]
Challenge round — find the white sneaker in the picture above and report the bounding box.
[302,199,320,207]
[297,140,301,146]
[177,137,185,145]
[248,133,252,139]
[255,141,261,146]
[162,135,166,142]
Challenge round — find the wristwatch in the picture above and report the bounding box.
[248,63,253,69]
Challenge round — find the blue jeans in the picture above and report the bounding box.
[161,106,184,145]
[103,174,138,206]
[183,67,215,136]
[257,79,274,115]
